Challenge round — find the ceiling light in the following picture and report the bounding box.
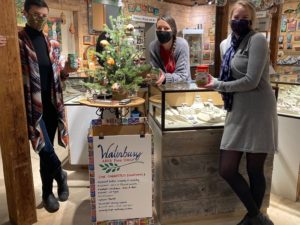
[208,0,215,5]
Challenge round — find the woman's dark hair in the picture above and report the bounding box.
[24,0,49,12]
[95,31,110,66]
[157,15,177,39]
[156,15,177,54]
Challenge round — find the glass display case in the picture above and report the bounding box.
[271,77,300,119]
[183,28,203,66]
[63,76,89,104]
[148,82,226,131]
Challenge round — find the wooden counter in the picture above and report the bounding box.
[149,117,274,224]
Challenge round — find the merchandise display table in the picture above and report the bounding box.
[147,83,274,223]
[79,97,145,118]
[79,97,145,109]
[149,116,274,224]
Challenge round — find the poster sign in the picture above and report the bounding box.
[256,17,271,32]
[131,15,157,23]
[89,134,152,222]
[256,11,267,18]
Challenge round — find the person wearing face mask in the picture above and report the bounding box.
[18,0,69,213]
[149,15,191,86]
[202,1,277,225]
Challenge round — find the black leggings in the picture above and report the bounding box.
[219,150,267,217]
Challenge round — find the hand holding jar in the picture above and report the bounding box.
[195,65,210,87]
[204,74,214,88]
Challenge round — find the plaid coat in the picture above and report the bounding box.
[18,29,68,152]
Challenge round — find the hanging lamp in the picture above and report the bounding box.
[60,0,66,25]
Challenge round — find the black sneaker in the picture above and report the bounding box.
[43,193,59,213]
[249,213,274,225]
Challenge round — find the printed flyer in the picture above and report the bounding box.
[89,134,152,222]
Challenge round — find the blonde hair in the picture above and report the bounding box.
[230,0,256,29]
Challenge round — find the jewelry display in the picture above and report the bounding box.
[277,85,300,116]
[155,94,226,128]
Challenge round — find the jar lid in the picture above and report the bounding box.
[196,64,209,72]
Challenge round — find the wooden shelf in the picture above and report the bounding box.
[276,64,300,67]
[279,50,300,56]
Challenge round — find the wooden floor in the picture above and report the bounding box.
[0,145,300,225]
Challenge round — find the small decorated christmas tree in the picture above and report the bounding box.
[88,14,151,98]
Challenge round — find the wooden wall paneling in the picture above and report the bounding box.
[162,154,219,180]
[162,197,219,221]
[73,11,80,55]
[149,117,162,221]
[269,4,283,67]
[214,4,229,77]
[92,3,105,31]
[162,176,230,202]
[0,1,37,225]
[161,156,272,198]
[162,129,222,157]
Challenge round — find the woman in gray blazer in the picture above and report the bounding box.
[204,1,277,225]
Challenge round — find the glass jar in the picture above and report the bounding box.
[195,64,209,87]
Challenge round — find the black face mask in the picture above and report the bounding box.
[156,31,172,44]
[230,19,251,36]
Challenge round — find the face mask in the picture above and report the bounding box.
[156,31,172,44]
[230,19,251,36]
[26,13,48,31]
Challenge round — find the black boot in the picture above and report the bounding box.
[40,171,59,213]
[237,214,250,225]
[54,168,69,202]
[249,212,274,225]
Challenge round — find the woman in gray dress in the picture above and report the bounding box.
[205,1,277,225]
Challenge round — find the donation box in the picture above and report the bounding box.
[88,120,153,224]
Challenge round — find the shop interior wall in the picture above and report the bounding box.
[45,0,216,64]
[48,8,76,57]
[123,0,191,32]
[46,0,88,60]
[189,5,216,63]
[275,0,300,77]
[123,0,216,62]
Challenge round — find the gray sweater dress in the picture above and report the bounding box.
[149,37,191,83]
[213,32,278,153]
